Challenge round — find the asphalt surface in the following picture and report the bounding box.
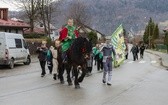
[0,52,168,105]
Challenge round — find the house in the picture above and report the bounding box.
[24,21,57,41]
[0,8,30,34]
[78,24,105,40]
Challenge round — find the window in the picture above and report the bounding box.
[15,39,22,48]
[23,39,28,49]
[40,23,43,27]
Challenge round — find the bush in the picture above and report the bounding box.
[88,31,98,46]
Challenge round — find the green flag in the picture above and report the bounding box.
[111,24,126,67]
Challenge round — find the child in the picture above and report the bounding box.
[86,53,93,77]
[47,46,53,74]
[50,46,58,80]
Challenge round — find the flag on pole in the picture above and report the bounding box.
[111,24,126,67]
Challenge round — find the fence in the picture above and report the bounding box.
[155,44,167,52]
[25,39,54,55]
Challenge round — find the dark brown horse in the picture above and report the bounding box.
[58,37,92,88]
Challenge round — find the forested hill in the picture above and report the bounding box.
[10,0,168,35]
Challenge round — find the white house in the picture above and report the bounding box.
[0,8,30,34]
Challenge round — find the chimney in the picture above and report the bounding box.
[0,8,8,21]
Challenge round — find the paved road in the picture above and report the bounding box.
[0,52,168,105]
[146,50,168,68]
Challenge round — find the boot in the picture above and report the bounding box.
[53,74,57,80]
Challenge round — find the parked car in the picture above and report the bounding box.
[0,32,31,69]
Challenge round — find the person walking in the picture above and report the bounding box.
[50,46,59,80]
[92,44,99,66]
[97,48,103,71]
[130,43,139,61]
[36,41,48,77]
[125,42,129,59]
[135,43,139,60]
[101,40,116,86]
[86,53,93,77]
[47,46,53,74]
[139,43,145,59]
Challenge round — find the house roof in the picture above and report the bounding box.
[0,19,30,28]
[79,24,106,36]
[163,27,168,32]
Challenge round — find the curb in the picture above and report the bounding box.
[145,50,168,69]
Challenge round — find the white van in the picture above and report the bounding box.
[0,32,31,69]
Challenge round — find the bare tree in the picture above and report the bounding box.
[39,0,55,39]
[11,0,41,32]
[3,0,60,37]
[67,0,91,27]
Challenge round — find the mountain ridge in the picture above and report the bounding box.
[9,0,168,35]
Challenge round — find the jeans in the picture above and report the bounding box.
[40,61,46,75]
[103,59,112,84]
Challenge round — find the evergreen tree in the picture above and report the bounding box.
[88,31,98,46]
[143,17,158,48]
[151,23,159,48]
[153,24,159,39]
[149,20,155,48]
[143,24,149,44]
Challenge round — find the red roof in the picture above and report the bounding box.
[0,19,30,28]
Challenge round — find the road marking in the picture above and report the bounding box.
[151,61,157,63]
[125,60,157,64]
[139,60,146,63]
[128,61,134,64]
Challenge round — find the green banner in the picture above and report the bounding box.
[111,24,126,67]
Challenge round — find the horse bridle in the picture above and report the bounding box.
[81,44,90,59]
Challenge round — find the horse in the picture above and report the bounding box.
[57,37,92,88]
[69,37,92,88]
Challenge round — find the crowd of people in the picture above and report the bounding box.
[36,18,146,87]
[130,43,146,61]
[36,40,117,86]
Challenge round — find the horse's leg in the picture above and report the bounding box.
[59,64,65,84]
[66,64,72,86]
[78,66,86,83]
[74,66,80,89]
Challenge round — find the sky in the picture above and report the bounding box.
[0,0,19,11]
[0,0,60,11]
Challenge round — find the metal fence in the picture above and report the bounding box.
[155,44,167,52]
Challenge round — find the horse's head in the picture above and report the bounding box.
[80,38,92,59]
[71,37,92,62]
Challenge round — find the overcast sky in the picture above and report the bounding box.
[0,0,59,11]
[0,0,20,11]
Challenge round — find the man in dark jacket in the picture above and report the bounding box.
[140,43,145,59]
[131,43,139,61]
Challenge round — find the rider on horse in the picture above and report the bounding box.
[59,19,80,63]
